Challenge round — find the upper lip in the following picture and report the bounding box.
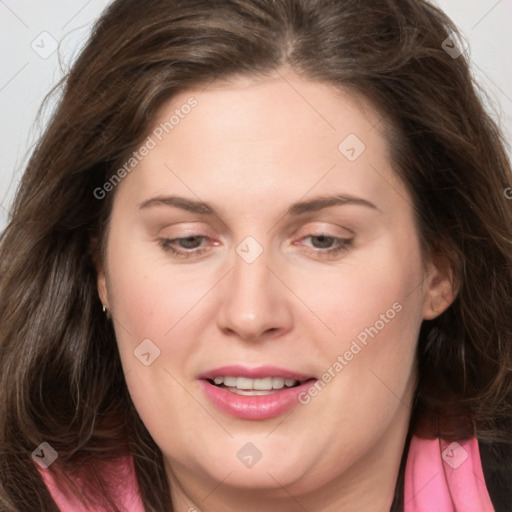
[198,365,315,381]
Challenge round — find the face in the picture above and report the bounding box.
[97,71,454,509]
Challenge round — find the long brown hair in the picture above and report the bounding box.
[1,0,511,510]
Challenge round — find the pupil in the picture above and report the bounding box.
[180,236,201,249]
[313,235,333,249]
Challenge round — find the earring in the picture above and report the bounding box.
[102,304,111,319]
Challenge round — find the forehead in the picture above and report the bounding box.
[153,73,383,148]
[113,72,405,219]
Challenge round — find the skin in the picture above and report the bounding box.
[97,69,455,512]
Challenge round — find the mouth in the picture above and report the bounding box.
[207,376,308,396]
[198,365,317,420]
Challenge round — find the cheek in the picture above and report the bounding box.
[105,252,202,460]
[106,229,203,341]
[293,257,421,467]
[297,232,424,409]
[104,230,212,434]
[301,239,423,346]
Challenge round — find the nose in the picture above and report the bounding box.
[216,243,293,343]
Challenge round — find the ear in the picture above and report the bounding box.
[422,250,458,320]
[97,266,109,310]
[90,236,110,310]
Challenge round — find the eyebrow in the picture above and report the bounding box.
[138,193,381,217]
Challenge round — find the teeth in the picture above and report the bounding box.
[272,377,285,389]
[223,376,237,387]
[237,377,254,390]
[210,376,300,390]
[255,377,274,390]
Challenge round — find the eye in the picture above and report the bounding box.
[298,234,353,258]
[158,235,210,258]
[158,233,353,260]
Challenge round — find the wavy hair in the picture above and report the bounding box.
[1,0,511,510]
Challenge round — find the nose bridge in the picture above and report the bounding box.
[216,235,291,340]
[232,239,271,302]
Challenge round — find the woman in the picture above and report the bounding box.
[0,0,511,510]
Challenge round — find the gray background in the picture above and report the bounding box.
[1,0,511,233]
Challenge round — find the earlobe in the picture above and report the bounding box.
[426,296,447,319]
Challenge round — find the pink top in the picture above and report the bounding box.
[39,436,495,511]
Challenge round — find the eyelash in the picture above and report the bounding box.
[157,234,353,259]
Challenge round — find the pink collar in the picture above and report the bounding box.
[40,455,145,512]
[40,436,494,511]
[404,436,495,511]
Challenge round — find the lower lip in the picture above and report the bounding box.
[199,379,317,420]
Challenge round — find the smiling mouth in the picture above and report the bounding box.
[200,369,318,419]
[207,376,307,395]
